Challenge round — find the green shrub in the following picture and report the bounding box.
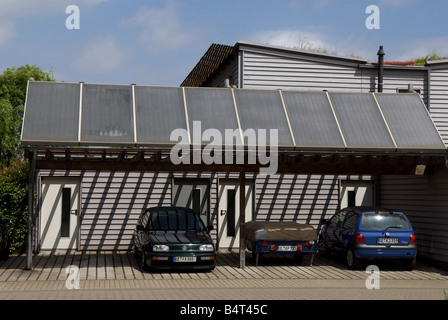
[0,157,29,253]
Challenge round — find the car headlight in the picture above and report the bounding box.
[199,244,214,252]
[153,244,169,252]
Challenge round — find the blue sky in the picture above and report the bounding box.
[1,0,447,86]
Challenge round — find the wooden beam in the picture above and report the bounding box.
[239,169,246,269]
[26,150,37,270]
[32,154,447,175]
[28,147,447,175]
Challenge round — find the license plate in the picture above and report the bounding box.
[173,256,196,262]
[378,238,398,244]
[278,246,297,251]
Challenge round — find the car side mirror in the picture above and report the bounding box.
[136,224,145,231]
[206,225,214,232]
[320,219,330,226]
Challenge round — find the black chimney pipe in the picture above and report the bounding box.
[377,45,385,92]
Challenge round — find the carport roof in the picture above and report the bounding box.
[21,81,446,154]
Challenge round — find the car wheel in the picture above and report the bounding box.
[346,249,361,270]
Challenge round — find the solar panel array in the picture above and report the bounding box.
[21,81,446,152]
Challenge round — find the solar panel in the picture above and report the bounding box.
[233,89,294,147]
[184,87,242,146]
[81,84,134,144]
[22,81,80,144]
[375,93,445,150]
[135,86,187,145]
[328,92,396,149]
[281,91,345,149]
[21,82,446,155]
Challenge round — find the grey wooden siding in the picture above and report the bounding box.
[429,64,448,145]
[383,69,426,99]
[205,45,428,101]
[208,58,239,88]
[359,67,427,101]
[254,174,376,228]
[172,172,219,242]
[255,174,339,228]
[37,170,355,250]
[242,50,363,91]
[38,170,172,251]
[379,166,448,264]
[241,50,428,102]
[80,171,171,250]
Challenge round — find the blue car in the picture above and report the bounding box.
[318,207,417,270]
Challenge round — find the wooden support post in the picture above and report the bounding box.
[239,169,246,269]
[26,150,37,270]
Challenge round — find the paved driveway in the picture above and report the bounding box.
[0,250,447,300]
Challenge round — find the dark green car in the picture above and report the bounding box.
[133,207,216,271]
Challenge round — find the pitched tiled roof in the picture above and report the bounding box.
[181,43,236,87]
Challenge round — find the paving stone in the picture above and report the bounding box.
[0,251,447,300]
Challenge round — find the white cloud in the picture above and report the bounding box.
[245,29,379,61]
[122,4,197,52]
[390,36,448,61]
[247,30,338,53]
[72,36,125,75]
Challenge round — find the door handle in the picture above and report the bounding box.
[71,209,78,216]
[220,210,226,216]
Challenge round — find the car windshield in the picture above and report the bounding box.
[147,209,206,231]
[360,212,411,230]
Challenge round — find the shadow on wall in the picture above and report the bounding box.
[82,171,171,251]
[255,174,339,232]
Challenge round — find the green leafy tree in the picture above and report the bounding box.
[0,157,29,253]
[0,65,54,167]
[0,65,54,253]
